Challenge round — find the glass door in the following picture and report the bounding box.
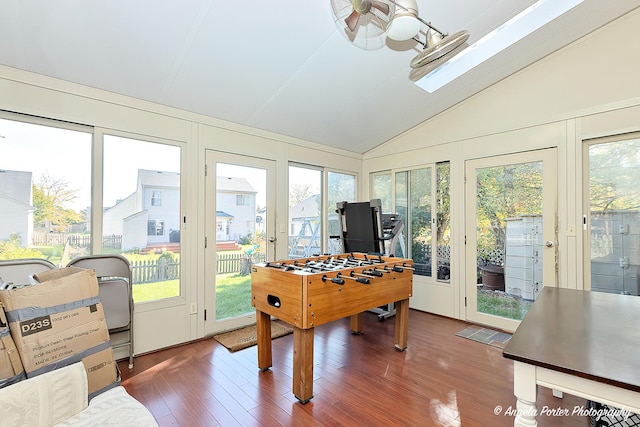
[204,150,275,335]
[465,149,557,331]
[585,135,640,295]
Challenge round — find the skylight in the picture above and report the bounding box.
[415,0,585,93]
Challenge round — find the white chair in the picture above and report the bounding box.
[0,258,56,287]
[67,255,134,369]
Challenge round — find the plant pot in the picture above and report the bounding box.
[481,264,505,291]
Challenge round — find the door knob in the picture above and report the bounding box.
[545,240,554,248]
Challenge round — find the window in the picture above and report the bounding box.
[103,135,182,302]
[287,165,356,257]
[586,134,640,295]
[151,191,162,206]
[0,114,183,304]
[236,195,249,206]
[288,165,321,258]
[147,220,165,236]
[371,162,451,281]
[371,171,393,213]
[0,115,92,266]
[327,171,357,254]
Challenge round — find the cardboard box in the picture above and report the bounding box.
[0,305,24,387]
[0,267,117,395]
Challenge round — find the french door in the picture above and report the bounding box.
[204,150,276,335]
[465,149,557,332]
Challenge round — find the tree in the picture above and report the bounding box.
[589,140,640,211]
[475,163,543,252]
[288,184,314,207]
[32,173,84,232]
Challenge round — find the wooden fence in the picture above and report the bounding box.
[216,252,267,274]
[130,252,267,284]
[32,232,121,249]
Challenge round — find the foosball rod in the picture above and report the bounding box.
[337,273,370,284]
[265,261,318,273]
[350,270,377,279]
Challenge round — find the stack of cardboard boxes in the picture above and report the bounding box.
[0,267,118,397]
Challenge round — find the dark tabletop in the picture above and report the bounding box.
[503,287,640,392]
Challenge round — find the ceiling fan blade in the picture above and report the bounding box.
[345,9,360,32]
[370,1,390,16]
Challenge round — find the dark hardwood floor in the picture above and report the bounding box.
[118,310,589,426]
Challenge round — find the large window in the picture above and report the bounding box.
[0,116,183,303]
[0,116,92,267]
[371,162,450,281]
[288,164,356,258]
[103,135,182,303]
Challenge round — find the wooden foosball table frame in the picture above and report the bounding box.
[251,253,413,403]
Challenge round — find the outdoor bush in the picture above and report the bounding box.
[0,234,44,260]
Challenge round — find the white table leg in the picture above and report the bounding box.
[513,361,538,427]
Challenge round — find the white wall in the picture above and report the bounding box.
[364,8,640,321]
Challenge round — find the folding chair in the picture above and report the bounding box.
[0,258,56,288]
[67,255,134,369]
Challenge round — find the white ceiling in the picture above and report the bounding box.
[1,0,639,154]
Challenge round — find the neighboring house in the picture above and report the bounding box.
[103,170,257,251]
[215,211,233,241]
[216,176,257,242]
[103,169,181,251]
[0,170,33,245]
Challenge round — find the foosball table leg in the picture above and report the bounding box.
[293,327,314,403]
[394,299,409,351]
[350,312,363,334]
[256,310,272,371]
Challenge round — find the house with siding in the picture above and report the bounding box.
[0,170,33,246]
[103,170,257,251]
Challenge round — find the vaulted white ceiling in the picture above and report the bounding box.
[1,0,639,154]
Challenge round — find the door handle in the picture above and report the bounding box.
[268,236,277,243]
[545,240,555,248]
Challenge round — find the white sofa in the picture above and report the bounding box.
[0,362,157,426]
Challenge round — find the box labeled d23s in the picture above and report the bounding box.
[0,267,119,397]
[0,304,25,388]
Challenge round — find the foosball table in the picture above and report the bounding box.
[251,252,413,403]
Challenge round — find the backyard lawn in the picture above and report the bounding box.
[477,288,532,320]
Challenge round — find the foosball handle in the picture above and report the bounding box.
[365,269,384,277]
[322,275,345,285]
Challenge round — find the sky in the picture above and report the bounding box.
[0,118,92,210]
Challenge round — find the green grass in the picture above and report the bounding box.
[133,279,180,302]
[215,273,254,320]
[477,289,532,320]
[130,273,252,319]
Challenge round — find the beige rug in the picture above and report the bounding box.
[213,320,294,352]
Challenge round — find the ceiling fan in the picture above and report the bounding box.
[330,0,469,69]
[331,0,396,50]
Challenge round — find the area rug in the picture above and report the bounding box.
[456,325,512,349]
[213,320,294,352]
